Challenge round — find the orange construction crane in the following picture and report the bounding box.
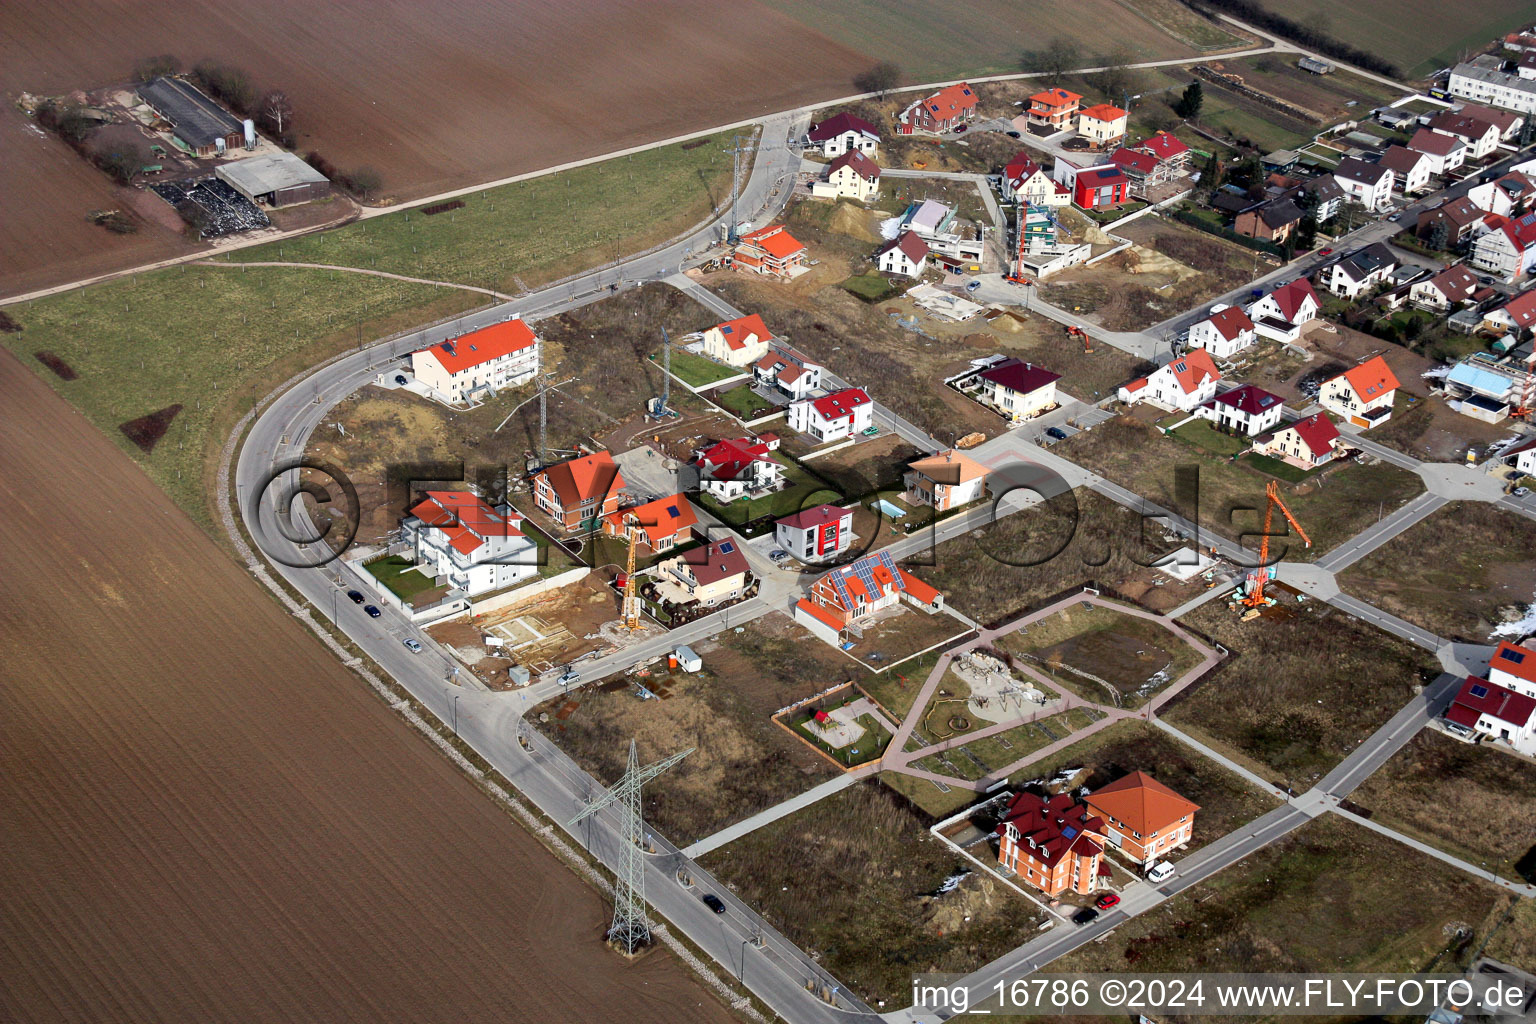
[1512,349,1535,420]
[1242,481,1311,608]
[621,522,641,630]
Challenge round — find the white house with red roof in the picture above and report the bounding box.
[1134,131,1191,173]
[1409,264,1480,310]
[787,387,873,442]
[973,357,1061,422]
[794,549,944,646]
[1117,349,1221,412]
[898,82,978,134]
[1468,172,1536,218]
[1252,411,1343,468]
[1471,212,1536,282]
[812,151,881,202]
[1076,103,1128,148]
[1482,289,1536,333]
[409,318,540,405]
[1407,128,1467,176]
[401,491,538,597]
[1444,673,1536,756]
[875,231,930,278]
[1319,355,1400,428]
[700,313,773,368]
[732,225,808,279]
[1379,145,1434,195]
[654,538,752,608]
[1002,153,1070,206]
[1186,304,1257,359]
[753,342,822,401]
[805,112,879,158]
[601,493,697,554]
[695,436,785,503]
[1195,383,1285,436]
[1026,87,1082,131]
[1246,278,1320,341]
[775,504,854,563]
[1490,640,1536,697]
[1429,111,1502,160]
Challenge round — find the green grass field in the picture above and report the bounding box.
[666,350,740,389]
[1,136,745,533]
[363,554,438,601]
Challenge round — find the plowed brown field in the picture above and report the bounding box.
[0,0,868,296]
[0,347,734,1023]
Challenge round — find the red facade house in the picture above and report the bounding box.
[1072,166,1131,209]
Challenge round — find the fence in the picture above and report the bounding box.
[1168,208,1286,258]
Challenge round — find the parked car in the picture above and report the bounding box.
[1094,893,1121,910]
[394,374,409,386]
[364,604,382,618]
[1045,426,1069,441]
[402,637,423,653]
[1318,247,1333,256]
[347,590,365,604]
[953,124,968,133]
[768,549,790,562]
[1006,130,1021,138]
[1514,486,1531,498]
[1073,907,1100,926]
[966,280,982,292]
[701,893,727,914]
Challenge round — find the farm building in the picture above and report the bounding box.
[1298,56,1334,74]
[137,77,247,158]
[215,151,330,207]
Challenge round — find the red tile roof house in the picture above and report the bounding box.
[903,449,990,511]
[775,504,854,562]
[1428,111,1502,160]
[408,318,540,406]
[600,492,698,554]
[898,82,978,134]
[653,537,753,609]
[1085,772,1199,866]
[787,387,873,442]
[875,231,930,278]
[1026,87,1082,131]
[1489,640,1536,698]
[1318,354,1400,428]
[694,436,785,503]
[1409,264,1480,310]
[1454,101,1524,140]
[1444,674,1536,756]
[994,792,1109,897]
[401,491,539,598]
[1075,103,1129,148]
[532,451,627,532]
[1195,383,1285,437]
[1133,131,1191,173]
[752,342,823,401]
[793,549,944,646]
[973,357,1062,422]
[1471,211,1536,283]
[1251,411,1344,469]
[1071,166,1131,210]
[1244,278,1320,342]
[1107,147,1162,192]
[731,225,808,279]
[1415,196,1484,247]
[1378,144,1434,195]
[1406,128,1467,176]
[1332,156,1394,212]
[1482,289,1536,334]
[805,111,880,158]
[811,150,881,203]
[700,313,774,368]
[1117,349,1221,412]
[1002,152,1071,206]
[1186,304,1257,359]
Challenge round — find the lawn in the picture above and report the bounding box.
[841,271,904,303]
[1339,502,1536,643]
[666,350,741,389]
[1005,720,1278,853]
[788,702,892,768]
[858,649,946,723]
[701,781,1047,1009]
[363,554,438,601]
[997,603,1206,709]
[1047,814,1506,975]
[908,488,1184,628]
[907,707,1106,785]
[699,451,844,533]
[4,138,743,534]
[1170,417,1253,457]
[1350,729,1536,883]
[1165,598,1439,786]
[710,382,777,418]
[1053,413,1426,562]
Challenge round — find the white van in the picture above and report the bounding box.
[1146,860,1176,884]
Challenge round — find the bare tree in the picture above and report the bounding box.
[1027,37,1082,85]
[259,90,293,137]
[346,166,382,200]
[853,62,902,101]
[1091,47,1138,104]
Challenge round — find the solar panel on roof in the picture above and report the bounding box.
[1503,650,1526,664]
[1470,684,1490,699]
[1061,825,1078,839]
[719,541,734,553]
[666,504,680,517]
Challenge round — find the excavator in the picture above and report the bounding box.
[1238,480,1311,617]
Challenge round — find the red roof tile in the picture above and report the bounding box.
[1450,675,1536,729]
[534,451,625,509]
[711,313,772,351]
[1287,412,1340,457]
[1079,103,1128,122]
[807,111,879,143]
[418,319,536,375]
[1206,305,1255,341]
[1332,355,1400,401]
[1491,641,1536,688]
[828,150,880,181]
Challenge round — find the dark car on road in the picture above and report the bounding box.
[347,590,365,604]
[364,605,382,618]
[1073,907,1101,925]
[702,893,727,914]
[1045,426,1068,441]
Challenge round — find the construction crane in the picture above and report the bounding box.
[648,327,679,419]
[1242,481,1311,609]
[1512,348,1536,420]
[620,522,641,630]
[723,133,763,245]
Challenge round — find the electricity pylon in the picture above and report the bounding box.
[570,739,692,955]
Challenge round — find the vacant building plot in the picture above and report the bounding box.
[0,349,734,1024]
[1368,394,1514,461]
[1048,814,1506,976]
[1350,730,1536,883]
[1166,597,1439,785]
[1053,413,1425,560]
[909,488,1184,628]
[1222,54,1407,122]
[998,604,1205,709]
[1339,502,1536,643]
[531,628,840,847]
[701,780,1047,1009]
[1005,720,1277,852]
[800,433,923,499]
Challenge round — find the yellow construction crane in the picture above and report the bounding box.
[1242,481,1311,609]
[621,521,641,630]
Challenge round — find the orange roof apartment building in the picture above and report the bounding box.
[532,451,627,531]
[994,792,1108,896]
[732,225,807,279]
[1084,772,1199,866]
